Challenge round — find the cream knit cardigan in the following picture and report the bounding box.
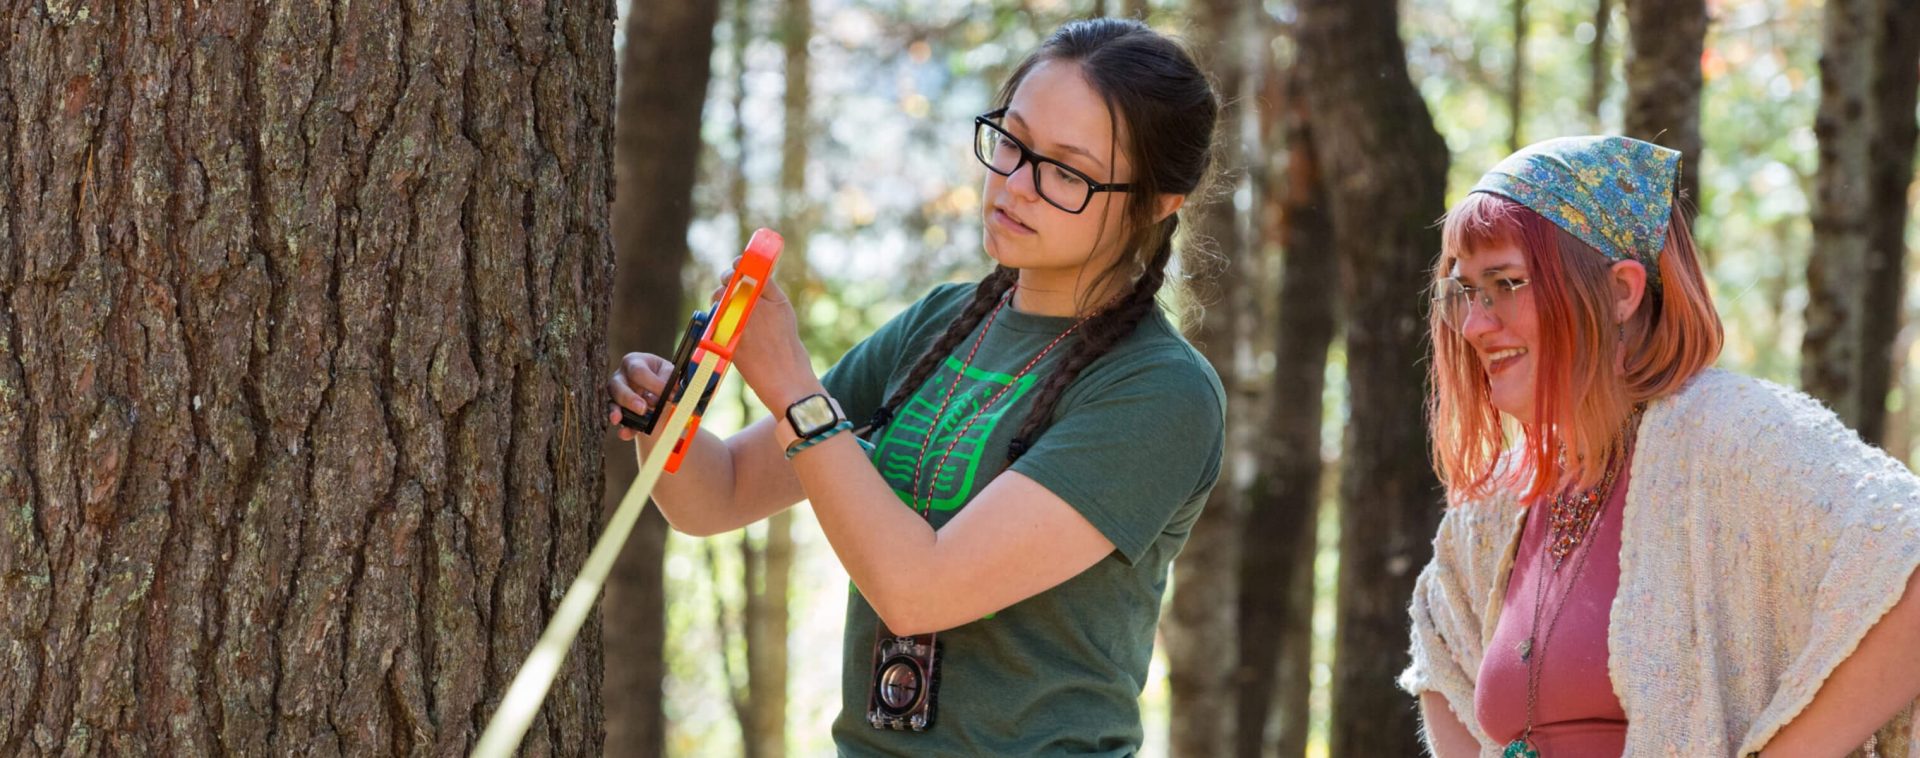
[1401,369,1920,757]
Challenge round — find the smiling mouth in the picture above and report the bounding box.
[1485,347,1527,374]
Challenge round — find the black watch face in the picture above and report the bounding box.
[790,396,838,436]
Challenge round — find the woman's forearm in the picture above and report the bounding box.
[1759,568,1920,756]
[784,421,1115,636]
[722,309,1114,634]
[780,419,943,632]
[630,417,801,536]
[1419,691,1482,758]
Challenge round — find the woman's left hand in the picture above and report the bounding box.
[712,259,818,412]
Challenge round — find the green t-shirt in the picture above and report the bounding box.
[821,282,1226,757]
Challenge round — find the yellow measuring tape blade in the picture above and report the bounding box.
[708,275,758,347]
[470,356,722,758]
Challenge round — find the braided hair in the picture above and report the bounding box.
[869,18,1218,462]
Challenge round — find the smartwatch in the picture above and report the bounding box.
[784,393,847,442]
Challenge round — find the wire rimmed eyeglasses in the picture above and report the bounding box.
[1431,276,1531,332]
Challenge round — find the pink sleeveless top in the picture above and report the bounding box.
[1474,459,1631,754]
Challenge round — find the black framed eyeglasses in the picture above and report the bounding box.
[973,108,1134,214]
[1430,276,1532,333]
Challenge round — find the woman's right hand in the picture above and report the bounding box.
[608,352,674,442]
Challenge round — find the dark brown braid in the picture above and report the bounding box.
[1007,215,1179,461]
[866,18,1218,462]
[866,265,1018,431]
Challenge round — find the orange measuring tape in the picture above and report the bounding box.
[472,228,783,757]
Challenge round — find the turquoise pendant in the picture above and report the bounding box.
[1504,738,1541,758]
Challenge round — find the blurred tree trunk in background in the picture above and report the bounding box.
[1295,0,1449,754]
[1623,0,1705,212]
[1803,0,1874,436]
[0,2,614,754]
[1510,0,1528,151]
[728,0,813,754]
[1587,0,1613,125]
[1236,18,1336,757]
[1803,0,1920,445]
[1170,0,1257,756]
[606,1,721,755]
[737,513,793,758]
[1859,0,1920,447]
[731,0,755,253]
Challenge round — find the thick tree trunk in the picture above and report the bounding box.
[1804,0,1912,445]
[1295,0,1449,755]
[603,0,721,756]
[1804,0,1920,444]
[1169,1,1253,755]
[1805,0,1876,508]
[0,2,615,755]
[1236,48,1335,758]
[1623,0,1706,210]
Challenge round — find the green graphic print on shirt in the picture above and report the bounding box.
[871,355,1035,514]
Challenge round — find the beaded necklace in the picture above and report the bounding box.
[908,287,1088,518]
[1507,409,1641,758]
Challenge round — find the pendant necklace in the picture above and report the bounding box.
[908,287,1087,518]
[1507,411,1638,758]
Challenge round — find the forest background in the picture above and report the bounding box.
[0,0,1910,756]
[626,0,1913,755]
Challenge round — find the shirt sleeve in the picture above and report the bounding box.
[822,283,972,428]
[1007,348,1224,564]
[1697,377,1920,755]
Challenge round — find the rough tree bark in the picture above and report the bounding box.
[1623,0,1706,211]
[0,2,616,755]
[1169,0,1253,755]
[603,0,722,756]
[1294,0,1449,754]
[1803,0,1920,444]
[1235,41,1335,758]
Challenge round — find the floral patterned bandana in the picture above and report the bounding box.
[1469,135,1681,291]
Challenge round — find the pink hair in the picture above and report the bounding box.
[1428,193,1723,502]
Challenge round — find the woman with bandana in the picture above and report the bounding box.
[1403,136,1920,756]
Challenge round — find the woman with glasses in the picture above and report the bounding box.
[1405,136,1920,756]
[609,18,1224,755]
